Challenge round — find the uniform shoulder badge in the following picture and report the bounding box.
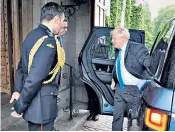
[46,44,54,49]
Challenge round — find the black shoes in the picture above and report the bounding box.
[92,115,99,121]
[86,114,93,120]
[87,114,99,121]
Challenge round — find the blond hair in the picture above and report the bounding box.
[111,26,130,40]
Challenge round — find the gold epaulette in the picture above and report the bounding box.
[28,35,66,84]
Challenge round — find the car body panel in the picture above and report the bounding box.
[170,114,175,130]
[172,93,175,113]
[102,96,114,113]
[142,83,174,112]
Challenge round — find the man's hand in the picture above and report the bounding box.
[11,111,23,118]
[111,79,116,90]
[10,92,20,103]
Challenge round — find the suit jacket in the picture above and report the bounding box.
[112,41,151,84]
[13,24,60,124]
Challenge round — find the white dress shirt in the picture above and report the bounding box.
[117,43,146,89]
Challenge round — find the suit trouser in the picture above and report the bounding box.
[28,121,54,131]
[86,85,99,116]
[112,85,140,131]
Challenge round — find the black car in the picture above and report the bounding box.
[78,18,175,131]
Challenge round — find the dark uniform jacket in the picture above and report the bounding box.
[112,41,151,84]
[13,24,60,124]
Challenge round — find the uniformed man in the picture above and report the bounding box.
[55,19,68,86]
[57,19,68,47]
[10,2,65,131]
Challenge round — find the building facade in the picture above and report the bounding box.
[0,0,109,110]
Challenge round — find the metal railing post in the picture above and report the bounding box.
[69,66,73,120]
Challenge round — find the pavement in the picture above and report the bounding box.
[1,93,128,131]
[1,93,89,131]
[78,115,128,131]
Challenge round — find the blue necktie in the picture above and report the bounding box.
[58,37,63,47]
[116,49,125,90]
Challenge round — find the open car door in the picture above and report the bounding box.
[78,27,145,114]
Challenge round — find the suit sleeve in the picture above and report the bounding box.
[135,45,151,68]
[14,58,24,93]
[13,37,56,114]
[112,63,118,84]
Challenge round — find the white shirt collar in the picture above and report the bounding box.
[121,43,127,51]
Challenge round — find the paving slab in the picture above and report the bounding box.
[78,115,128,131]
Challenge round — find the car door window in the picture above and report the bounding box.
[91,35,115,72]
[91,36,115,59]
[150,21,174,79]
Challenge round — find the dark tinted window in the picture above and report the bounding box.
[150,21,175,78]
[90,35,115,73]
[91,35,115,59]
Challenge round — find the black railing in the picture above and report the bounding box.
[68,64,73,120]
[57,62,82,120]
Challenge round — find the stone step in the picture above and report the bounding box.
[2,109,89,131]
[1,93,89,131]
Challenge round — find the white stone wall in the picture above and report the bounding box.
[74,1,91,103]
[32,0,90,109]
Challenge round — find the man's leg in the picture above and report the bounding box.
[91,93,99,121]
[112,88,126,131]
[28,122,40,131]
[122,85,140,118]
[86,86,99,121]
[86,87,94,120]
[28,121,54,131]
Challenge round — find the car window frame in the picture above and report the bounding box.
[150,19,175,81]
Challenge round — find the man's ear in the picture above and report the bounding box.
[53,16,59,24]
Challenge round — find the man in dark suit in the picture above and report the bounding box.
[111,26,151,131]
[9,2,65,131]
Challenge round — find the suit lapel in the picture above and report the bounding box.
[124,41,130,63]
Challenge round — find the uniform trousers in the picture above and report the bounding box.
[28,121,54,131]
